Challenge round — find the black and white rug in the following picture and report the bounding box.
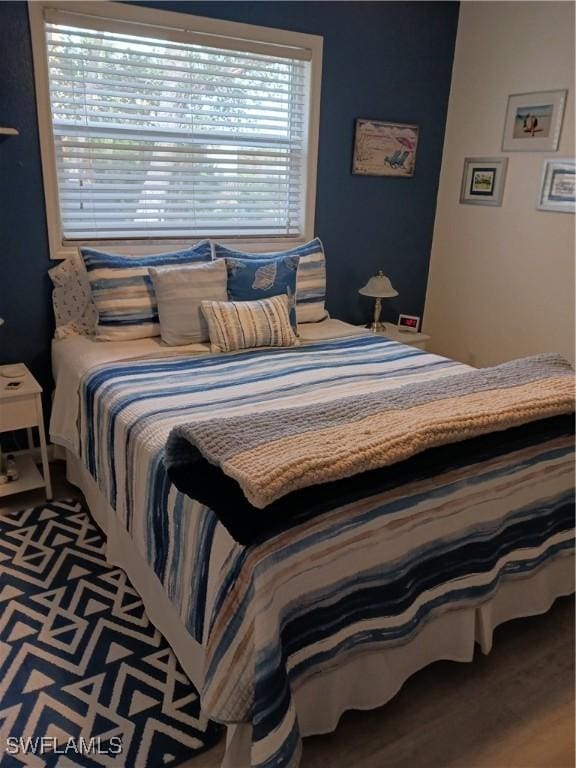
[0,500,221,767]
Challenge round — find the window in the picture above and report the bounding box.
[29,2,322,258]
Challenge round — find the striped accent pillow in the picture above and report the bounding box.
[212,238,328,324]
[80,241,212,341]
[201,294,297,353]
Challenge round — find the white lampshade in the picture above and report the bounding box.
[358,271,398,298]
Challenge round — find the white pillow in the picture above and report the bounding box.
[149,259,228,345]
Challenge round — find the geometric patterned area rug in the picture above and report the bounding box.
[0,500,221,768]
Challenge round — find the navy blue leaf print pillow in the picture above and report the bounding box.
[225,255,300,330]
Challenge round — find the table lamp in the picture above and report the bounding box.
[358,271,398,332]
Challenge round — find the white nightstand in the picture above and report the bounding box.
[0,365,52,499]
[358,323,431,350]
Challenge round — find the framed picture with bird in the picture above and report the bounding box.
[502,90,567,152]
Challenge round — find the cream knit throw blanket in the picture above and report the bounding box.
[166,354,575,509]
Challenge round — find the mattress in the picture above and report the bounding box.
[50,325,575,768]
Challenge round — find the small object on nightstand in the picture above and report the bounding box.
[1,363,27,378]
[397,313,421,333]
[5,455,19,481]
[358,271,398,332]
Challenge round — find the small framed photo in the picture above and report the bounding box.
[397,314,420,333]
[352,119,419,177]
[502,90,567,152]
[460,157,508,206]
[537,158,575,213]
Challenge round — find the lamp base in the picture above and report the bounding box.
[365,321,386,333]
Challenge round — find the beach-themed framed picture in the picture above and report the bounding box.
[459,157,508,206]
[537,158,575,213]
[502,90,567,152]
[352,119,419,177]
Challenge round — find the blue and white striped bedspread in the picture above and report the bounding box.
[78,336,575,768]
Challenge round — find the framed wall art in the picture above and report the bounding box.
[352,119,419,177]
[459,157,508,207]
[537,158,575,213]
[502,90,567,152]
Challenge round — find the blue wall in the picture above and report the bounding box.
[0,1,459,416]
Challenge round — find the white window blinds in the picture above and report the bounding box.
[43,11,313,241]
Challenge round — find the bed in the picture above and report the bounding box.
[50,320,575,768]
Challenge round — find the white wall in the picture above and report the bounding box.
[424,1,575,366]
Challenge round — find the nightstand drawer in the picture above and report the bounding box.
[0,396,38,431]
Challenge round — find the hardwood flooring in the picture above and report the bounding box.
[3,463,574,768]
[185,598,575,768]
[187,596,574,768]
[301,597,574,768]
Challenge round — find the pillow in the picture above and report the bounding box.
[201,294,297,353]
[212,238,328,324]
[80,241,212,341]
[225,254,299,330]
[49,254,98,339]
[149,259,228,346]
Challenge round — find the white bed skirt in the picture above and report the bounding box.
[66,450,575,768]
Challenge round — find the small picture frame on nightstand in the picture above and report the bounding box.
[397,314,420,333]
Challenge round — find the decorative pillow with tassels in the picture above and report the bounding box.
[201,294,298,353]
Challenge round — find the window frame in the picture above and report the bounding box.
[28,0,323,260]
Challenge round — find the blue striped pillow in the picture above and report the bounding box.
[212,238,328,324]
[81,242,212,340]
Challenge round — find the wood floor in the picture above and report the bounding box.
[187,597,575,768]
[3,464,574,768]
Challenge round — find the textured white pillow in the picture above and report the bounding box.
[49,254,98,339]
[201,294,297,353]
[149,259,228,345]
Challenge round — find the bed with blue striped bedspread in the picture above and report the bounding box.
[78,335,575,768]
